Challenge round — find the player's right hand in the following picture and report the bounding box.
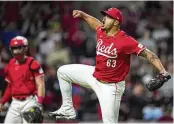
[73,10,84,18]
[0,103,4,112]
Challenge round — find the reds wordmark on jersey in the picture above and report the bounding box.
[93,26,146,83]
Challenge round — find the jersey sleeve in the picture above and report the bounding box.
[96,25,101,32]
[34,67,44,77]
[4,64,11,83]
[123,36,146,56]
[30,60,44,77]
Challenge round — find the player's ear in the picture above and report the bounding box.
[114,20,119,26]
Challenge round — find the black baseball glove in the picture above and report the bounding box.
[22,106,43,123]
[146,73,171,91]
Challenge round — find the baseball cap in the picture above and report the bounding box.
[10,36,28,47]
[101,8,123,24]
[10,38,25,48]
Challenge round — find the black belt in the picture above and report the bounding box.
[97,79,118,83]
[14,95,34,101]
[97,79,107,83]
[16,97,27,101]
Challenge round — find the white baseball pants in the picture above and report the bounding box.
[4,95,38,123]
[57,64,125,123]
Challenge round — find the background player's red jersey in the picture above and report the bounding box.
[93,26,146,83]
[0,57,44,104]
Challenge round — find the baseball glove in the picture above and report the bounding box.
[22,106,43,123]
[146,73,171,91]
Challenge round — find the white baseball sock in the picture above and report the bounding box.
[58,72,73,108]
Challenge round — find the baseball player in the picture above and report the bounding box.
[49,8,171,123]
[0,36,45,123]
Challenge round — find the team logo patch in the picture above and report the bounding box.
[39,68,43,74]
[138,44,143,48]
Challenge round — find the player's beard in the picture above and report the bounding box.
[12,48,26,62]
[13,54,25,61]
[101,23,106,30]
[101,24,112,32]
[101,20,106,30]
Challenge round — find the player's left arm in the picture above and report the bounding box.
[138,48,167,74]
[124,36,168,74]
[35,75,45,104]
[124,36,171,91]
[30,60,45,104]
[138,48,171,91]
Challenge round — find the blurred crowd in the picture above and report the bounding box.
[0,1,173,123]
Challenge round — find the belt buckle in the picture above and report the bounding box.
[20,98,26,101]
[18,97,26,101]
[98,79,106,83]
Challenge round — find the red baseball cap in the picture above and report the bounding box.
[10,37,25,47]
[101,8,123,24]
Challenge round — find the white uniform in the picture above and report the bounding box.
[50,26,145,123]
[57,64,125,123]
[4,96,39,123]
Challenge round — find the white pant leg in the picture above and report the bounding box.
[4,96,39,124]
[21,96,39,124]
[57,64,95,107]
[58,64,125,123]
[4,101,22,123]
[94,80,125,123]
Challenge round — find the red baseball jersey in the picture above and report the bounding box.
[93,26,146,83]
[0,57,44,104]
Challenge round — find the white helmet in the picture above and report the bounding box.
[11,36,29,56]
[13,36,28,46]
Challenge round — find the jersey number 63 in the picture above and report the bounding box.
[106,59,116,68]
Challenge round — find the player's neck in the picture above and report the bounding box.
[105,26,120,37]
[16,56,27,64]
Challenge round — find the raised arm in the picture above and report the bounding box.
[73,10,102,31]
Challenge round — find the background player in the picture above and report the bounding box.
[49,8,171,123]
[0,36,45,123]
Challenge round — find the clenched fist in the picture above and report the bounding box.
[73,10,84,18]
